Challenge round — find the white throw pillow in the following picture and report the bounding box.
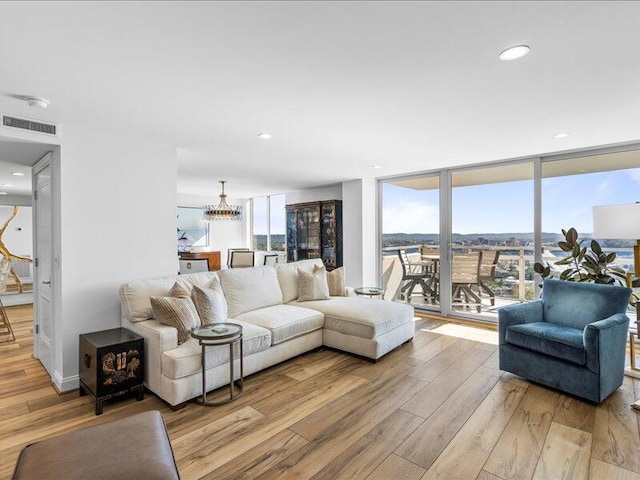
[191,277,228,325]
[219,266,283,317]
[316,265,346,297]
[297,266,330,301]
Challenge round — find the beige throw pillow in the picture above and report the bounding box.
[316,265,346,296]
[169,282,190,298]
[297,266,330,301]
[150,295,200,345]
[191,277,228,325]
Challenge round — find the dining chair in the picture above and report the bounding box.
[178,258,210,274]
[0,258,15,343]
[230,250,255,268]
[227,248,250,267]
[451,251,482,313]
[263,253,279,266]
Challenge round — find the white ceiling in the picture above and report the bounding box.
[1,1,640,198]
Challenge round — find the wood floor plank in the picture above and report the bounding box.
[407,337,478,382]
[177,373,369,479]
[366,454,426,480]
[592,377,640,474]
[4,304,640,480]
[531,422,592,480]
[402,346,494,419]
[589,458,640,480]
[311,409,424,480]
[483,384,559,480]
[257,376,428,480]
[476,471,504,480]
[553,395,596,434]
[396,366,503,469]
[420,375,528,480]
[201,429,309,480]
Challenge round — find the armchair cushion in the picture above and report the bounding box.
[506,322,585,366]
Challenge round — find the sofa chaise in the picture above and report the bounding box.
[119,259,414,407]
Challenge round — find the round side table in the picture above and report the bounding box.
[191,323,243,406]
[354,287,385,298]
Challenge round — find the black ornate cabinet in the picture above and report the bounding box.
[286,200,342,269]
[79,328,144,415]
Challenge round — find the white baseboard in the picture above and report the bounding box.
[3,293,33,306]
[625,367,640,379]
[53,371,79,392]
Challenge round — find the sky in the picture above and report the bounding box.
[382,167,640,235]
[252,194,286,235]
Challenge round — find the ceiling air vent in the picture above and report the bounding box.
[1,114,57,135]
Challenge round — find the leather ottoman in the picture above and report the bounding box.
[12,410,179,479]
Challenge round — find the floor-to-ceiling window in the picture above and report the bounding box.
[252,196,268,250]
[379,146,640,323]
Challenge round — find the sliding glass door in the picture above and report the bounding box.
[450,163,534,319]
[380,175,440,311]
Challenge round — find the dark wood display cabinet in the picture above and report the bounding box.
[286,200,342,270]
[79,327,145,415]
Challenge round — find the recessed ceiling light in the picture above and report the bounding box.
[499,45,530,61]
[10,172,24,176]
[25,96,50,109]
[373,165,383,169]
[257,133,272,140]
[2,184,12,187]
[554,132,571,138]
[0,192,8,196]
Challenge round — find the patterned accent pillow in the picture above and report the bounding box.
[169,282,190,298]
[150,295,200,345]
[297,266,330,301]
[191,277,228,325]
[316,265,346,296]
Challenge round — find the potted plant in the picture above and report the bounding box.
[534,227,627,285]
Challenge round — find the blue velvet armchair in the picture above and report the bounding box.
[499,279,632,403]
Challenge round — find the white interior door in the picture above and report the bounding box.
[33,156,53,376]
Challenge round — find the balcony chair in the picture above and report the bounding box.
[0,258,14,343]
[178,258,209,274]
[230,250,255,268]
[499,279,632,403]
[397,249,435,303]
[477,250,500,306]
[451,251,482,313]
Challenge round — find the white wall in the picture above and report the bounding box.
[177,193,249,265]
[58,125,177,390]
[285,183,342,205]
[342,178,378,288]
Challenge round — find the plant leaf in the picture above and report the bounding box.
[558,241,573,252]
[566,228,578,244]
[606,252,616,263]
[591,240,602,255]
[534,262,545,274]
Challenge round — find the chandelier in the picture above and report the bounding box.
[203,181,243,221]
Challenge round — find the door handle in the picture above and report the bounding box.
[42,280,51,285]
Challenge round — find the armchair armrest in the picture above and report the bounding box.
[584,313,630,375]
[498,300,543,345]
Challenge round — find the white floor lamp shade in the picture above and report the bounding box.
[593,203,640,277]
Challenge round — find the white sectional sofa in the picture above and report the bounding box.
[119,259,414,407]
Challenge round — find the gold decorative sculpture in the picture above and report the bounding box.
[0,206,33,293]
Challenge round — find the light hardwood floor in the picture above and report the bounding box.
[1,304,640,480]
